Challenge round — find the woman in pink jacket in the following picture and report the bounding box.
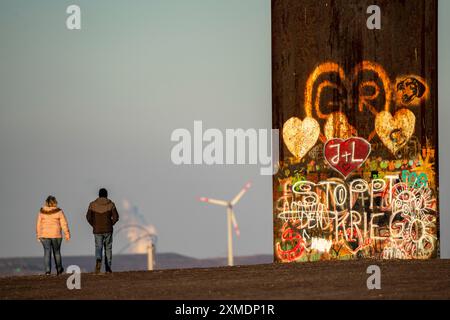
[36,196,71,275]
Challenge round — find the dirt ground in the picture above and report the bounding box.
[0,259,449,300]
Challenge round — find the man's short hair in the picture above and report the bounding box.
[99,188,108,198]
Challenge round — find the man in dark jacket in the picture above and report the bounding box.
[86,188,119,274]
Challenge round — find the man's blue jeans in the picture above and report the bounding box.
[40,238,63,274]
[94,233,113,270]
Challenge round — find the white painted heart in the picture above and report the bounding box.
[282,116,320,160]
[375,109,416,155]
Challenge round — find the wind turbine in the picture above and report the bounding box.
[199,182,251,266]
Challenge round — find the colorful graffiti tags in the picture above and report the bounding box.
[275,175,437,261]
[282,60,420,158]
[272,0,438,262]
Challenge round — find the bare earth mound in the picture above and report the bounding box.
[0,260,449,300]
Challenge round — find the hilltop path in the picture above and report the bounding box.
[0,260,449,299]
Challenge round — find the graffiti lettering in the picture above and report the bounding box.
[275,175,437,261]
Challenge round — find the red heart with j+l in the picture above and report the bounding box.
[323,137,371,178]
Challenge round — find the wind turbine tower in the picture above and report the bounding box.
[199,182,251,266]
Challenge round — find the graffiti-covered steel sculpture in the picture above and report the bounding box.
[272,0,438,262]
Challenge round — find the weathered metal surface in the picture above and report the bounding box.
[272,0,438,262]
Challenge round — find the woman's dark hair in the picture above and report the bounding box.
[45,196,58,207]
[99,188,108,198]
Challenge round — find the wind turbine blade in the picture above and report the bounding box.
[231,210,240,237]
[198,197,229,207]
[231,182,252,206]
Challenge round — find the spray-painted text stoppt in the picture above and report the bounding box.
[272,0,438,262]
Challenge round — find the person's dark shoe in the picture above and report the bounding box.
[95,260,102,274]
[105,266,112,274]
[57,268,64,276]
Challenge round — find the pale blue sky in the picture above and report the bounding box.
[0,0,272,259]
[0,0,448,259]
